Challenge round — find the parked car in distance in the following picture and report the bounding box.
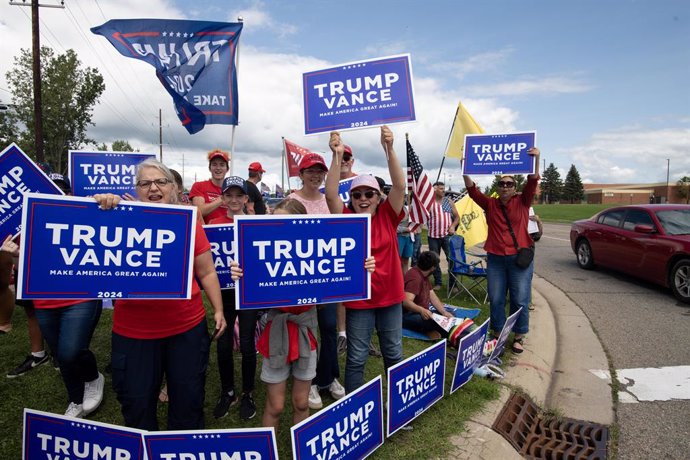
[570,204,690,303]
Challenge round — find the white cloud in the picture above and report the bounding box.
[466,75,593,97]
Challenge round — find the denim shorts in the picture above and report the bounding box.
[260,349,317,383]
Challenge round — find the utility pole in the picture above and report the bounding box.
[666,158,670,203]
[11,0,65,164]
[159,108,163,162]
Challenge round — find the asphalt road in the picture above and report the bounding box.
[536,222,690,459]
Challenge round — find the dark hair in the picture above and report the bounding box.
[417,251,440,271]
[433,181,445,187]
[375,176,386,191]
[170,169,184,189]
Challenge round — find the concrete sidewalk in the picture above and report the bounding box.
[445,274,614,459]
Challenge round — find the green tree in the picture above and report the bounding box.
[562,164,585,203]
[3,47,105,173]
[111,140,134,152]
[540,163,563,203]
[677,176,690,204]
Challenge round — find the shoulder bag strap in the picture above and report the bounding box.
[499,203,520,251]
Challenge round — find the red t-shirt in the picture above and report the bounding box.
[404,266,431,309]
[208,215,234,225]
[112,221,210,339]
[343,199,405,309]
[467,176,539,255]
[189,179,227,223]
[33,299,84,309]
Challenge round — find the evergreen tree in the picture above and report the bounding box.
[540,163,563,203]
[677,176,690,204]
[563,164,585,203]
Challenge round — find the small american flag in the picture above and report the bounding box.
[407,139,434,232]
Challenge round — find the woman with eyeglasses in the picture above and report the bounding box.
[286,153,346,410]
[325,125,407,394]
[93,158,227,430]
[462,148,540,354]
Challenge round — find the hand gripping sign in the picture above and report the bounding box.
[302,54,416,135]
[235,214,371,309]
[17,193,196,300]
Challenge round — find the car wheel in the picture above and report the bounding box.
[670,259,690,304]
[576,239,594,269]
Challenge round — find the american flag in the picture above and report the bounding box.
[407,139,434,232]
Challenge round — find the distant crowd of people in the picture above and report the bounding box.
[0,126,541,433]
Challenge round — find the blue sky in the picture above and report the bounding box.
[1,0,688,191]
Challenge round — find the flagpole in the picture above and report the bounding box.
[229,16,244,175]
[436,103,461,184]
[281,136,286,196]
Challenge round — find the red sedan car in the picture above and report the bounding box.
[570,204,690,303]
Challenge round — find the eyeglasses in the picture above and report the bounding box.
[303,168,325,175]
[351,190,378,200]
[136,178,172,189]
[497,181,515,188]
[342,155,353,162]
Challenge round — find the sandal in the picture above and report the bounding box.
[511,336,525,354]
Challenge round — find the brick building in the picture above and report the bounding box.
[583,182,687,205]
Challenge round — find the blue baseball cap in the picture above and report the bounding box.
[221,176,247,194]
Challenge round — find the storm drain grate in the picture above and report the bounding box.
[492,392,609,459]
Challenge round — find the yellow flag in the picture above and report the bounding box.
[443,102,484,159]
[455,195,487,248]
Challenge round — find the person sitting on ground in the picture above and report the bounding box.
[403,251,455,339]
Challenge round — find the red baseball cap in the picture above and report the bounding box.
[207,149,230,163]
[343,145,353,157]
[248,162,266,173]
[299,153,328,172]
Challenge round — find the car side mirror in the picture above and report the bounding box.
[634,224,656,234]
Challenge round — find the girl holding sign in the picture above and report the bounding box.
[325,126,407,393]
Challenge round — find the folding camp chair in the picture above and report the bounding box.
[447,235,488,304]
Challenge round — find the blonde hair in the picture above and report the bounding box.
[273,198,307,215]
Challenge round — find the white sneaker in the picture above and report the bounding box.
[65,402,84,418]
[308,385,323,410]
[82,372,104,415]
[329,378,345,399]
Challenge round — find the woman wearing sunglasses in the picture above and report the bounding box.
[462,148,540,353]
[325,125,407,393]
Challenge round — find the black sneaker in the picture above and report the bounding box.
[6,354,50,378]
[213,391,237,419]
[239,393,256,420]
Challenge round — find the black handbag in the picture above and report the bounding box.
[499,204,534,269]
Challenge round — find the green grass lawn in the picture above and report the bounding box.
[532,203,615,223]
[0,282,497,459]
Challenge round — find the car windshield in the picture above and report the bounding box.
[655,209,690,235]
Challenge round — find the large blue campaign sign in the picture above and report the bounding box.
[451,319,490,393]
[0,143,63,239]
[17,193,196,300]
[303,54,416,135]
[203,223,235,290]
[69,150,155,197]
[292,376,384,460]
[92,19,243,134]
[235,214,371,310]
[144,428,278,460]
[23,409,145,460]
[463,132,536,175]
[387,340,446,436]
[481,307,523,366]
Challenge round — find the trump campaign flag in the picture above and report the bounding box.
[91,19,243,134]
[284,138,315,178]
[406,138,434,232]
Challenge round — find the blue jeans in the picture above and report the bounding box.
[428,236,451,287]
[345,304,402,393]
[411,233,422,267]
[35,300,102,404]
[314,303,339,388]
[486,253,533,335]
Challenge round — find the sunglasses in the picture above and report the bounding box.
[497,181,515,188]
[342,155,353,162]
[136,178,172,188]
[351,190,378,200]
